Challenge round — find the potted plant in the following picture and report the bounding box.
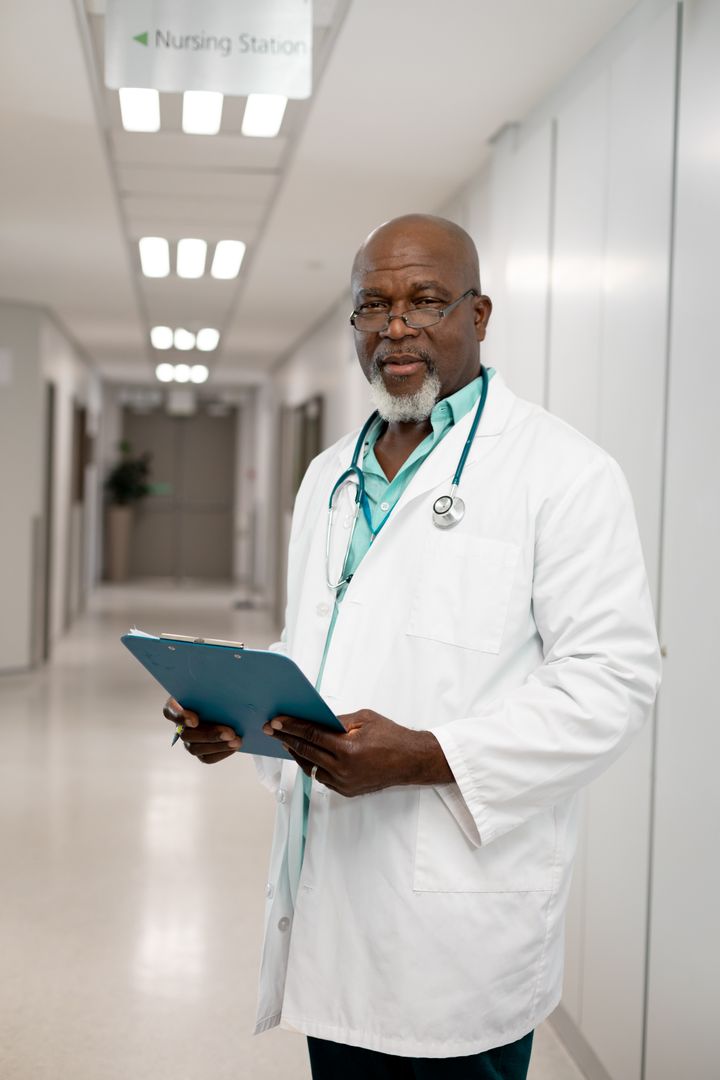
[105,440,151,582]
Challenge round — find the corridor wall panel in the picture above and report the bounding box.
[546,72,609,441]
[645,1,720,1075]
[501,123,554,407]
[0,305,43,671]
[578,10,677,1080]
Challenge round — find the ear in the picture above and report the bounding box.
[473,294,493,342]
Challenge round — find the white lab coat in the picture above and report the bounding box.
[253,372,661,1057]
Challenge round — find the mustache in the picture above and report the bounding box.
[372,349,436,371]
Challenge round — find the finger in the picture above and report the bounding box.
[163,700,200,728]
[184,739,241,757]
[183,728,242,749]
[263,715,341,754]
[197,749,236,765]
[287,748,336,790]
[286,747,316,778]
[271,732,336,770]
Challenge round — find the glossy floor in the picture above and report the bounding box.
[0,583,586,1080]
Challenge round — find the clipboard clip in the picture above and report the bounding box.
[159,633,245,649]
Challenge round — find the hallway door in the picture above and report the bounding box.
[123,407,236,580]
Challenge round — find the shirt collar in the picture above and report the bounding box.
[364,369,490,453]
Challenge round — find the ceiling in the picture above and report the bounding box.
[0,0,640,386]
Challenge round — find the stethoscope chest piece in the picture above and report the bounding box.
[432,493,465,529]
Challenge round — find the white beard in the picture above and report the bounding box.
[369,366,442,423]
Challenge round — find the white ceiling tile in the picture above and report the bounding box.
[111,130,287,170]
[118,166,278,201]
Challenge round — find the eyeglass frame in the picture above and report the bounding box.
[349,288,479,333]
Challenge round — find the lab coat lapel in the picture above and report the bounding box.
[392,372,517,512]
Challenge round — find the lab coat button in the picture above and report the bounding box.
[316,602,330,616]
[277,916,291,932]
[276,789,287,804]
[265,883,274,899]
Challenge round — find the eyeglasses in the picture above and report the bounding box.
[349,289,478,333]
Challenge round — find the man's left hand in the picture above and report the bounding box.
[262,709,453,796]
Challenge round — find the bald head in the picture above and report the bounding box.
[352,214,481,292]
[350,213,492,415]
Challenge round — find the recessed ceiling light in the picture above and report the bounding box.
[174,363,191,383]
[211,240,246,279]
[182,90,224,135]
[196,328,220,352]
[119,88,161,133]
[177,238,207,279]
[150,325,173,350]
[174,328,196,351]
[241,93,287,137]
[139,237,170,278]
[190,364,210,384]
[155,363,175,383]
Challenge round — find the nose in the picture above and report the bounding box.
[379,311,420,340]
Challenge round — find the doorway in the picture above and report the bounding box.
[122,406,237,581]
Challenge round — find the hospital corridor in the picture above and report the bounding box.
[0,584,585,1080]
[1,1,717,1078]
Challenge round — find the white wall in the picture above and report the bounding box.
[41,318,101,636]
[0,304,44,670]
[645,2,720,1075]
[0,302,100,671]
[273,299,372,446]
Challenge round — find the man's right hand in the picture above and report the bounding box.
[163,697,242,764]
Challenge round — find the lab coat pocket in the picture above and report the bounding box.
[407,534,519,653]
[413,788,556,893]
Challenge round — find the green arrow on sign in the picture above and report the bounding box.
[133,31,149,46]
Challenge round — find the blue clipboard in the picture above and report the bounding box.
[121,631,344,759]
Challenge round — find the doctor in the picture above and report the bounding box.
[169,214,661,1079]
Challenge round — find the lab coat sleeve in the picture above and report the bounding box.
[431,454,662,847]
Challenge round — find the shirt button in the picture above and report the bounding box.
[276,789,286,804]
[277,916,291,932]
[265,883,274,899]
[316,602,330,616]
[380,501,390,512]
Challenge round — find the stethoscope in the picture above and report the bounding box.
[325,366,490,590]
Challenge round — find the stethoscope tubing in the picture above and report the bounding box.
[325,367,489,588]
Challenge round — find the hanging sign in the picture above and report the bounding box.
[104,0,312,99]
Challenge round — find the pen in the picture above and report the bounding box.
[171,723,185,747]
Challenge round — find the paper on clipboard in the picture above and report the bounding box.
[122,629,344,759]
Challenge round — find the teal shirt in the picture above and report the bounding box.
[301,370,495,845]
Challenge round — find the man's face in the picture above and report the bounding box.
[351,222,491,411]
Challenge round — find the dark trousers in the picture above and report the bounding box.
[307,1030,534,1079]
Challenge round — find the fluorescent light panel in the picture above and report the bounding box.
[211,240,246,279]
[174,328,196,351]
[139,237,170,278]
[182,90,224,135]
[176,238,207,279]
[190,364,209,384]
[155,363,210,384]
[119,88,160,133]
[241,93,287,137]
[150,325,173,350]
[155,363,175,383]
[196,328,220,352]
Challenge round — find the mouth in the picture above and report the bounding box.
[378,354,427,378]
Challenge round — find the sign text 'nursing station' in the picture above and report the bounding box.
[104,0,313,99]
